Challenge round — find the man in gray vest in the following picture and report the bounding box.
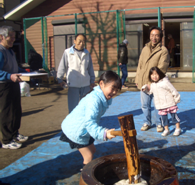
[57,34,95,113]
[0,26,28,149]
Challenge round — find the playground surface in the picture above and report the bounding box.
[0,88,195,185]
[0,87,68,170]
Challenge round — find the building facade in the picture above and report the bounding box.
[0,0,26,63]
[3,0,195,77]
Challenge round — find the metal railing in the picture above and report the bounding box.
[23,6,195,82]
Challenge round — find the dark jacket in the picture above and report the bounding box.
[118,43,128,65]
[28,49,43,71]
[0,45,18,82]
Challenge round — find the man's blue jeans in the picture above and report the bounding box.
[140,91,161,126]
[120,64,127,86]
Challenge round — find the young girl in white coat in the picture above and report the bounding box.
[142,67,181,136]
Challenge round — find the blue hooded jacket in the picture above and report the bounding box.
[61,85,112,145]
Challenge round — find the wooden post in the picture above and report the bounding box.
[118,114,141,184]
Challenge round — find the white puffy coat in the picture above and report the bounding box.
[150,77,180,110]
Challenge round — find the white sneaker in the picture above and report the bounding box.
[157,125,164,132]
[161,130,170,136]
[173,128,181,136]
[141,123,151,131]
[2,140,22,149]
[14,134,28,142]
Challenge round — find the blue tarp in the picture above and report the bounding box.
[0,91,195,185]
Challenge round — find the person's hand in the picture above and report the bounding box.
[10,74,22,82]
[106,128,116,140]
[147,84,150,91]
[90,83,95,89]
[142,84,150,91]
[136,83,138,86]
[59,81,67,88]
[141,84,147,91]
[119,63,122,66]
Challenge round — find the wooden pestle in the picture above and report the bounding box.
[118,114,141,184]
[110,130,137,137]
[110,130,123,136]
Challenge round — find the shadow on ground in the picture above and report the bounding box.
[0,137,194,185]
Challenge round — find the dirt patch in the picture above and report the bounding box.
[0,86,69,170]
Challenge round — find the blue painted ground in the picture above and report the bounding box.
[0,91,195,185]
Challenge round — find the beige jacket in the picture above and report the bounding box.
[135,42,170,90]
[150,77,180,110]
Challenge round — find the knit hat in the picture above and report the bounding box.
[122,39,129,45]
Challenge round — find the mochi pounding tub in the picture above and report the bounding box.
[79,115,179,185]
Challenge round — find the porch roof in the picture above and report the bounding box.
[3,0,46,21]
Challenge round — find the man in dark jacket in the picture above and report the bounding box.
[118,39,128,89]
[28,49,43,71]
[0,26,28,149]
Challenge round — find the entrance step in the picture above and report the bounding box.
[127,77,135,83]
[169,77,193,83]
[125,77,195,91]
[127,77,194,83]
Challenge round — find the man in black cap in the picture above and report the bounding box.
[118,39,129,89]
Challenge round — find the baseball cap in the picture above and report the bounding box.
[123,39,129,45]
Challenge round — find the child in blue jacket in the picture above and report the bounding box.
[60,70,121,170]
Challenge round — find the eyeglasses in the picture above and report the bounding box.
[78,40,85,44]
[150,34,160,38]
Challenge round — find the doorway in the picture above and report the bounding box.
[164,22,180,67]
[53,24,83,70]
[125,21,158,69]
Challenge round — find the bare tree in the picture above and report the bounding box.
[74,1,122,72]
